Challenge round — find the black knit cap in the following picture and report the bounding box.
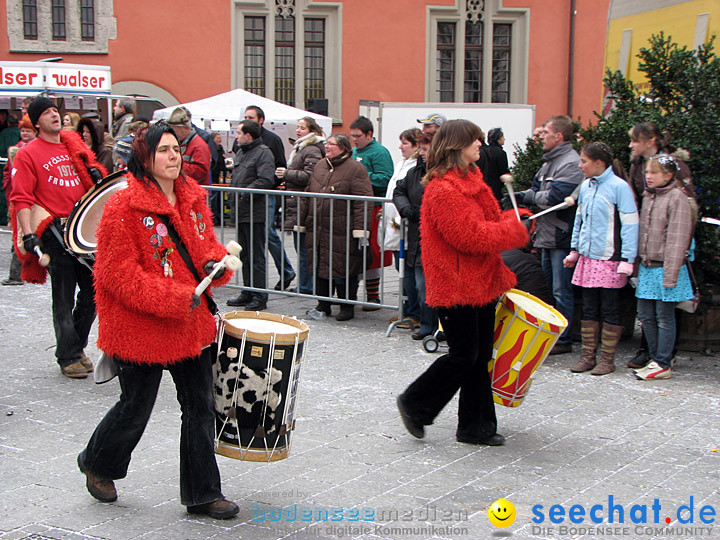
[27,97,57,128]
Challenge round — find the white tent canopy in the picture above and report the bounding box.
[152,88,332,152]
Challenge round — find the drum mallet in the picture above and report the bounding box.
[500,174,522,222]
[34,246,50,267]
[194,241,242,297]
[527,197,576,221]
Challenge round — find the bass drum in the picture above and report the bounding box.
[64,170,128,259]
[214,311,309,462]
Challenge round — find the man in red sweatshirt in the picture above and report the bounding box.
[11,97,106,379]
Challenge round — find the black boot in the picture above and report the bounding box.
[227,292,252,307]
[336,304,355,321]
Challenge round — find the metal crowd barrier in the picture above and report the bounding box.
[204,185,414,335]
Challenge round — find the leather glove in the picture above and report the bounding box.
[617,261,634,276]
[88,167,104,185]
[22,233,41,255]
[190,294,202,311]
[204,260,226,281]
[563,251,580,268]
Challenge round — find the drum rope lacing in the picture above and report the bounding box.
[215,314,305,462]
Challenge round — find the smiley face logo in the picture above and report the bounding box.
[488,498,516,528]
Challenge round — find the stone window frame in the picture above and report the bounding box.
[7,0,116,54]
[233,0,342,121]
[426,0,529,104]
[80,0,95,42]
[51,0,67,41]
[22,0,37,40]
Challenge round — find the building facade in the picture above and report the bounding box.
[1,0,615,129]
[606,0,719,88]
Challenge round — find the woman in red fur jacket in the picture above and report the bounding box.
[396,119,529,446]
[78,122,239,520]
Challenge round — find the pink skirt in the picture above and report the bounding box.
[571,255,627,289]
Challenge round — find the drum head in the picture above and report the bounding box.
[222,311,309,344]
[65,172,128,255]
[504,290,567,327]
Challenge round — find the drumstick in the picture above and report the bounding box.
[34,246,50,267]
[527,197,576,221]
[500,174,521,222]
[194,241,242,297]
[701,216,720,226]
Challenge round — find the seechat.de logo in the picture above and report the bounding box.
[531,496,716,525]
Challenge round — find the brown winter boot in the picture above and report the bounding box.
[570,320,601,373]
[591,323,624,376]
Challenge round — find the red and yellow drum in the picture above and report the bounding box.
[489,289,568,407]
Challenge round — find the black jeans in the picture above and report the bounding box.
[238,222,268,302]
[581,287,620,325]
[79,348,223,506]
[42,229,96,368]
[401,303,498,440]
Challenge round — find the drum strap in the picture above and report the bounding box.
[157,214,219,315]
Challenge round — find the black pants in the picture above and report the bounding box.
[401,303,498,440]
[581,287,620,325]
[42,229,96,368]
[7,246,22,281]
[79,348,223,506]
[238,222,268,302]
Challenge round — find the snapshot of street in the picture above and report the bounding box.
[1,231,718,540]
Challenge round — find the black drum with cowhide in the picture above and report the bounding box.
[214,311,309,462]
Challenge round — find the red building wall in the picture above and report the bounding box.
[332,0,451,124]
[0,0,609,129]
[0,0,231,104]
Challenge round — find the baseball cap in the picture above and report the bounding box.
[417,113,447,126]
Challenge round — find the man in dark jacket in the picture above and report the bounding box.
[240,105,295,290]
[227,120,275,311]
[501,248,555,307]
[480,127,510,202]
[511,115,583,354]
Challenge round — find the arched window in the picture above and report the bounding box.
[427,0,528,104]
[234,0,341,119]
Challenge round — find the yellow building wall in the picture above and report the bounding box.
[605,0,719,89]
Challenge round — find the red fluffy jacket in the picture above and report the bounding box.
[94,173,231,365]
[420,167,530,308]
[11,131,106,284]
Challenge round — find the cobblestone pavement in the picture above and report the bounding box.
[1,229,719,540]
